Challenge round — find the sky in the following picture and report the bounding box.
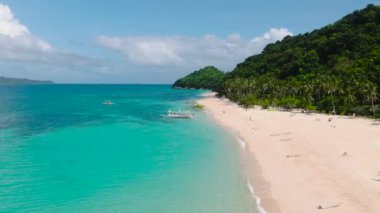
[0,0,377,83]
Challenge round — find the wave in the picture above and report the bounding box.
[246,179,267,213]
[237,137,247,150]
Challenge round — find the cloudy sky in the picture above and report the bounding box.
[0,0,376,83]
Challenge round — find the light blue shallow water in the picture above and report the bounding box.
[0,85,257,212]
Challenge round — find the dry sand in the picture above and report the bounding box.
[197,93,380,213]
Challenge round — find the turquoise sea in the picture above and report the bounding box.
[0,85,258,212]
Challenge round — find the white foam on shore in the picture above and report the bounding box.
[237,138,267,212]
[237,138,247,150]
[247,179,267,213]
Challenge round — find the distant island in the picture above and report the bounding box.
[172,66,225,91]
[0,76,54,85]
[174,4,380,117]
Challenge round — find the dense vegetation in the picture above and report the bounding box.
[221,4,380,117]
[172,66,225,91]
[0,76,54,85]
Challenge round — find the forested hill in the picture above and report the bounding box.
[172,66,225,91]
[222,4,380,117]
[0,76,54,85]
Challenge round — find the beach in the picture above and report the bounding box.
[198,93,380,213]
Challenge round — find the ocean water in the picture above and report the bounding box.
[0,85,257,212]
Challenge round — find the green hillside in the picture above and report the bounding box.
[173,66,225,91]
[222,4,380,117]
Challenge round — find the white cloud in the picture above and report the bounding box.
[0,4,52,54]
[0,4,29,37]
[0,3,99,68]
[248,28,292,51]
[95,28,292,70]
[0,3,293,83]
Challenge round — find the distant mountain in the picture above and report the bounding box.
[172,66,225,91]
[0,76,54,85]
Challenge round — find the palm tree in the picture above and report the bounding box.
[326,77,337,114]
[287,78,299,98]
[365,83,378,117]
[344,91,356,112]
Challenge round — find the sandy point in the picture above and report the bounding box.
[197,93,380,213]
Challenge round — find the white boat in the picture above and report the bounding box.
[162,109,194,119]
[103,100,114,105]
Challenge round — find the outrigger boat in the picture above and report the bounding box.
[103,100,114,105]
[162,109,194,119]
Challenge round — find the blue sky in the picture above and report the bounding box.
[0,0,377,83]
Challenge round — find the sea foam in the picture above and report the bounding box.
[246,179,267,213]
[237,138,247,150]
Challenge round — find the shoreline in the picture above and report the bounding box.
[197,93,380,213]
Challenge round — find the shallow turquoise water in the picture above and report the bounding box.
[0,85,257,212]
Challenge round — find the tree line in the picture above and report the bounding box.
[174,4,380,117]
[220,4,379,117]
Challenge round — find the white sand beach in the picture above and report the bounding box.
[198,93,380,213]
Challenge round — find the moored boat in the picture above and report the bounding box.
[103,100,114,105]
[162,109,194,119]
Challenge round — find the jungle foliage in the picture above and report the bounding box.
[221,4,380,117]
[172,66,225,91]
